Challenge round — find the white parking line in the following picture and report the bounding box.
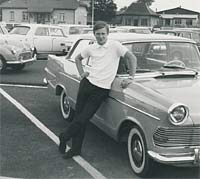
[0,88,107,179]
[0,84,47,89]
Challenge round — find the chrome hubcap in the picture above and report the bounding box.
[132,136,143,167]
[63,95,70,116]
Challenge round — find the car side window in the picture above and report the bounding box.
[70,39,92,65]
[50,28,64,37]
[35,27,49,36]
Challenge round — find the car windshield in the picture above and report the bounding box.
[9,26,30,35]
[124,42,200,72]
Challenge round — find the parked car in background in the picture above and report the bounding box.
[45,33,200,177]
[7,24,68,58]
[0,23,8,34]
[154,29,200,51]
[0,34,36,73]
[115,26,152,34]
[58,24,89,36]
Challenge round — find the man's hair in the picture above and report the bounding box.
[93,21,109,34]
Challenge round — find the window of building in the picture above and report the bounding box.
[59,13,65,22]
[22,11,29,22]
[186,19,193,26]
[141,18,148,26]
[10,11,15,21]
[174,19,182,25]
[125,18,131,25]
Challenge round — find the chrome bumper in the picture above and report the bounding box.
[148,148,200,166]
[7,55,36,64]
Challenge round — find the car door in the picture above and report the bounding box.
[50,27,66,53]
[33,27,52,53]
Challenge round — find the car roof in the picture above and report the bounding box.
[75,33,196,43]
[115,26,150,29]
[14,23,62,29]
[156,29,200,34]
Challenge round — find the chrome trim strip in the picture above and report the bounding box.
[45,67,56,78]
[111,97,160,121]
[59,72,80,83]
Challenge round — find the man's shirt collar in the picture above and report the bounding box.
[96,40,109,49]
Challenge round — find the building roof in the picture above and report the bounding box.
[0,0,79,10]
[119,2,159,16]
[157,7,200,15]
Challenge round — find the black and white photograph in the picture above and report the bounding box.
[0,0,200,178]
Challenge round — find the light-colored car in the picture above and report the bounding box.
[0,34,36,73]
[7,23,68,58]
[115,26,152,34]
[154,29,200,51]
[45,33,200,177]
[58,24,89,36]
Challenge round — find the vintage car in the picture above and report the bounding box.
[45,33,200,177]
[58,24,90,36]
[115,26,152,34]
[154,29,200,51]
[7,23,68,58]
[0,34,36,73]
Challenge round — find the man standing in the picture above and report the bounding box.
[59,21,137,159]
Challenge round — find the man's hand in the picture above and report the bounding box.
[80,72,89,79]
[120,78,133,89]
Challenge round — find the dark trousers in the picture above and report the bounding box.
[61,77,109,152]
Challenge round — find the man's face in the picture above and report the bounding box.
[94,27,108,45]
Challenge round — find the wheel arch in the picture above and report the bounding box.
[55,84,66,96]
[118,118,145,143]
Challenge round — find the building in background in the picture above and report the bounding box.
[157,6,200,28]
[0,0,88,24]
[116,2,160,27]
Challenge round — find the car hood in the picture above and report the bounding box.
[139,75,200,125]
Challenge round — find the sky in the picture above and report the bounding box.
[114,0,200,12]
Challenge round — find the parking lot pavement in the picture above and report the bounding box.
[0,60,47,86]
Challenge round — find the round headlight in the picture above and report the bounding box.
[168,103,189,125]
[11,48,17,54]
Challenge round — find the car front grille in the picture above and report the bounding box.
[153,126,200,147]
[19,52,32,61]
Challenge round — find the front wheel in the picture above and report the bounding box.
[0,56,7,73]
[60,90,74,122]
[128,126,155,178]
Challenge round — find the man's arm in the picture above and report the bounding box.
[75,53,89,79]
[124,51,137,78]
[120,51,137,88]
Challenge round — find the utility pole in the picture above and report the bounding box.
[91,0,94,27]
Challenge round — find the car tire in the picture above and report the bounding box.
[128,126,154,178]
[60,90,74,122]
[11,64,25,71]
[0,55,7,73]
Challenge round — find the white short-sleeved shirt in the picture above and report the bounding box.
[81,40,128,89]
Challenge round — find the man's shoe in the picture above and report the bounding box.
[58,134,66,154]
[62,149,80,159]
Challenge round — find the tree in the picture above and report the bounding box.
[136,0,154,6]
[89,0,117,23]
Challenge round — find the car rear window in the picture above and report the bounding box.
[9,26,30,35]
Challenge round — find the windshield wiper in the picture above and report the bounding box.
[136,69,154,73]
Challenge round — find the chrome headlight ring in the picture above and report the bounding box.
[168,103,189,126]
